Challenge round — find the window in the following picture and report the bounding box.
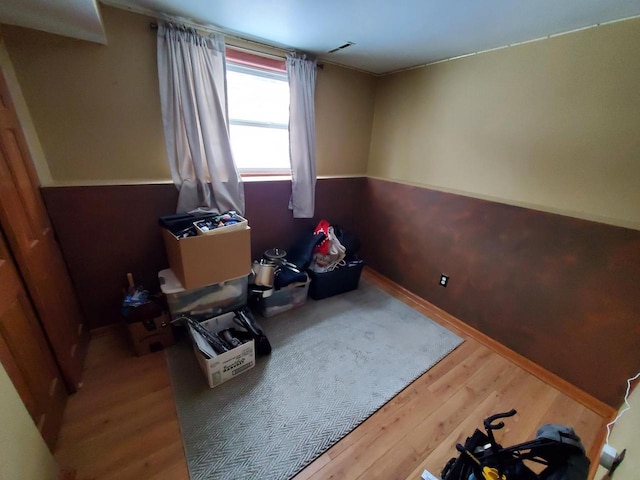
[226,50,290,174]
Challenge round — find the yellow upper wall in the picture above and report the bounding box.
[2,6,376,184]
[0,37,52,185]
[4,7,168,183]
[369,18,640,230]
[315,62,376,176]
[0,364,59,480]
[5,5,639,228]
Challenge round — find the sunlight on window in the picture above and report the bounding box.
[227,70,289,125]
[227,64,290,172]
[229,124,290,170]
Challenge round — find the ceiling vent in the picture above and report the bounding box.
[327,41,354,54]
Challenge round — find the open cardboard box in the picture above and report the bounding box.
[188,312,256,388]
[126,312,175,356]
[162,225,251,289]
[194,215,248,236]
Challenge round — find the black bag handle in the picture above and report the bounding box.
[484,409,517,432]
[483,409,517,476]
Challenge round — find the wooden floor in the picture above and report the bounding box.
[54,271,610,480]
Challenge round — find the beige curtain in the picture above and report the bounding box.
[287,53,317,218]
[157,23,245,214]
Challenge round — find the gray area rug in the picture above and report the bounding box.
[166,279,463,480]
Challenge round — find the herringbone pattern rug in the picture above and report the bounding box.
[166,279,463,480]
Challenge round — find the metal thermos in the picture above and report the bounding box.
[253,259,276,287]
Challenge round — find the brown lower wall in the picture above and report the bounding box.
[41,177,365,331]
[361,177,640,407]
[42,176,639,406]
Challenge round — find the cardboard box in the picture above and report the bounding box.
[188,312,256,388]
[126,312,175,356]
[195,215,248,236]
[162,225,251,289]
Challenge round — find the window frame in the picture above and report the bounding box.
[225,48,290,176]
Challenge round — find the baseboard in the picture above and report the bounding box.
[363,267,616,419]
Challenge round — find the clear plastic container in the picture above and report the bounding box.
[258,274,310,317]
[159,268,248,320]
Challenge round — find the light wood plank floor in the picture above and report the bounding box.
[54,272,608,480]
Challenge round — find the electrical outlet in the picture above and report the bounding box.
[439,274,449,287]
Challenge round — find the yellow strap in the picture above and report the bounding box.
[482,466,506,480]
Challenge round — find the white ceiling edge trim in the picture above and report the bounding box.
[383,13,640,76]
[86,0,108,45]
[100,0,293,54]
[0,19,107,46]
[3,0,108,45]
[99,2,640,77]
[99,0,377,76]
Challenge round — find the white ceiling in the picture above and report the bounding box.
[2,0,640,74]
[0,0,106,44]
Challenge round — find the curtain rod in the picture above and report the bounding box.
[149,22,285,56]
[150,21,284,60]
[149,22,324,68]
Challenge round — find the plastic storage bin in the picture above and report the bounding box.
[159,268,248,320]
[259,274,311,317]
[308,259,364,300]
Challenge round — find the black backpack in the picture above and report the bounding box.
[440,410,589,480]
